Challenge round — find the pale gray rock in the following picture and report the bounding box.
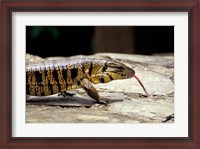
[26,53,174,123]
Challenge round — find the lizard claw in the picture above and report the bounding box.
[97,100,108,105]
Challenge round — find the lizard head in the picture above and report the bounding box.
[103,60,135,80]
[94,60,149,96]
[90,60,134,84]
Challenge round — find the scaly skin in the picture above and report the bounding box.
[26,58,142,103]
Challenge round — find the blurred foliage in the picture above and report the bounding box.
[26,26,94,57]
[26,26,174,58]
[30,26,60,39]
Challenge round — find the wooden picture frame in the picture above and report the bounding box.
[0,0,199,148]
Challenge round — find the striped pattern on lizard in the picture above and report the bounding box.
[26,58,149,104]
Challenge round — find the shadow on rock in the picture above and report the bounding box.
[26,96,123,107]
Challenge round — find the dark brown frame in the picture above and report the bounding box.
[0,0,199,148]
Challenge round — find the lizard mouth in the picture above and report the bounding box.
[132,74,149,96]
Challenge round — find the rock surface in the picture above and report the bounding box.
[26,53,174,123]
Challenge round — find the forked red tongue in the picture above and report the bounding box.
[132,74,149,96]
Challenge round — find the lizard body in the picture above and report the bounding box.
[26,58,148,103]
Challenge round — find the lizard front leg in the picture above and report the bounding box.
[80,78,107,104]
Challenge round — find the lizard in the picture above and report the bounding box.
[26,57,149,104]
